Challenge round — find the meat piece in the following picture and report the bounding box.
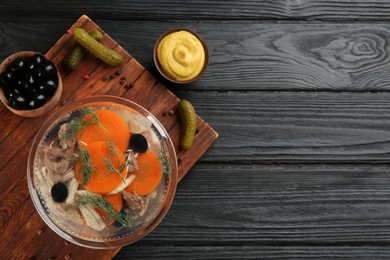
[123,190,148,217]
[59,205,84,225]
[36,166,54,198]
[61,169,75,183]
[114,110,151,134]
[79,205,105,231]
[58,123,76,149]
[125,150,138,173]
[74,190,106,231]
[128,117,146,134]
[65,178,79,204]
[44,146,73,175]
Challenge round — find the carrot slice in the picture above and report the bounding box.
[78,109,130,152]
[125,150,163,195]
[75,141,127,194]
[95,193,123,226]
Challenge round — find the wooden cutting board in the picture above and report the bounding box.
[0,15,218,259]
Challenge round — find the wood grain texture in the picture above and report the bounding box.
[113,164,390,259]
[0,15,217,259]
[116,245,390,259]
[2,0,390,21]
[4,19,390,91]
[2,1,390,259]
[6,164,390,259]
[177,91,390,163]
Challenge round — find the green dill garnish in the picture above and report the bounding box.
[159,143,171,176]
[102,141,129,183]
[72,193,132,228]
[61,108,108,141]
[78,143,97,186]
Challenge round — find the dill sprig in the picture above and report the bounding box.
[159,143,171,176]
[102,141,129,183]
[72,193,132,228]
[78,144,97,186]
[61,108,108,140]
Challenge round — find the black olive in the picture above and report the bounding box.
[15,78,24,88]
[27,99,40,109]
[113,209,128,227]
[31,54,45,66]
[8,57,27,73]
[11,95,28,109]
[27,62,36,71]
[28,54,45,70]
[4,87,21,101]
[4,87,13,100]
[34,93,47,106]
[28,96,45,109]
[129,134,148,153]
[51,182,68,203]
[35,67,44,79]
[36,80,57,96]
[41,61,57,76]
[44,80,58,95]
[16,79,34,95]
[25,72,37,86]
[0,71,15,88]
[49,75,58,85]
[113,220,123,227]
[36,83,46,93]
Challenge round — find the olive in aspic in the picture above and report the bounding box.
[0,53,58,110]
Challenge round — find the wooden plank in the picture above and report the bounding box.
[117,165,390,245]
[6,164,390,259]
[1,1,390,21]
[0,15,217,259]
[175,91,390,164]
[116,245,390,259]
[4,19,390,91]
[96,22,390,91]
[1,201,120,259]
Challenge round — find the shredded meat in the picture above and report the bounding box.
[122,190,148,217]
[125,150,138,173]
[44,145,74,176]
[58,123,76,149]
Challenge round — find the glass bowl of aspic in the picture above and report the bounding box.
[27,95,178,248]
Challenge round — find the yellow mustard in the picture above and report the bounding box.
[157,30,205,81]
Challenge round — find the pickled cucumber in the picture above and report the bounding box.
[88,29,104,42]
[73,28,124,66]
[177,100,197,150]
[64,29,104,71]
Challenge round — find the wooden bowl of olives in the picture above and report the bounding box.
[0,51,62,117]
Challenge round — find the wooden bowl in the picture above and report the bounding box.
[153,28,209,84]
[0,51,62,117]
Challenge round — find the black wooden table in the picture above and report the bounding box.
[2,1,390,259]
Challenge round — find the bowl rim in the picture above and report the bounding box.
[27,95,178,248]
[153,28,209,84]
[0,51,62,117]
